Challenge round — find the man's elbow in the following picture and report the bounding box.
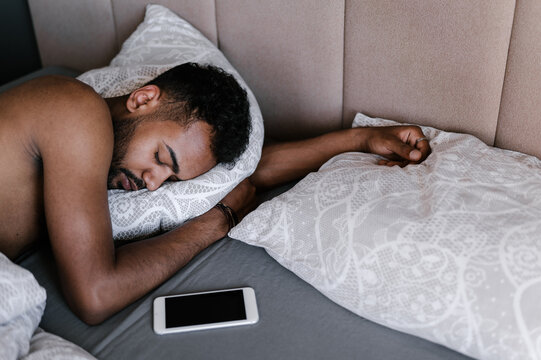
[63,285,115,325]
[74,304,110,326]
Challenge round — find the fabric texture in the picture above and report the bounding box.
[342,0,515,145]
[77,4,264,241]
[496,0,541,158]
[230,113,541,360]
[21,328,96,360]
[0,252,45,360]
[21,237,471,360]
[215,0,345,140]
[0,253,95,360]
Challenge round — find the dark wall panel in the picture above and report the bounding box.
[0,0,41,85]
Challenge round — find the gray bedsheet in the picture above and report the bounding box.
[19,238,473,360]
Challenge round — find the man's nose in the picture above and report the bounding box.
[142,167,171,191]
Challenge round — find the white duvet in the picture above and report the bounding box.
[0,253,95,360]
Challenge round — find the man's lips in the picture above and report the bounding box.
[131,178,139,191]
[120,173,139,191]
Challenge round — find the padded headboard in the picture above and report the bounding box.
[28,0,541,158]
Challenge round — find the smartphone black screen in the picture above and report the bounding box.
[165,290,247,328]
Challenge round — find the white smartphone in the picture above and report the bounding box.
[153,287,259,335]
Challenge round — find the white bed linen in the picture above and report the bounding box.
[0,253,95,360]
[231,113,541,360]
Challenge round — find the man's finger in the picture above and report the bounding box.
[387,140,420,162]
[395,126,431,161]
[414,137,431,161]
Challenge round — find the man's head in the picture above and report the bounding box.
[107,63,251,191]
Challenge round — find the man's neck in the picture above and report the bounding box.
[105,96,129,123]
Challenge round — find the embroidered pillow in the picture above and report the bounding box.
[78,4,264,240]
[230,113,541,360]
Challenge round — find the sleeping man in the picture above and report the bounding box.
[0,62,431,325]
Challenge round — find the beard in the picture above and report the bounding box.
[107,115,145,190]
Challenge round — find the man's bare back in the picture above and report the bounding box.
[0,76,111,260]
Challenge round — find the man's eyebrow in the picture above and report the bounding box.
[165,144,179,174]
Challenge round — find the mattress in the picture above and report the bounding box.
[19,236,472,360]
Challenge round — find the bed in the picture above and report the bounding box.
[5,0,541,359]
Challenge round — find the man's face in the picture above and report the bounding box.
[107,119,217,191]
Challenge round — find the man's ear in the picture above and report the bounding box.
[125,85,161,113]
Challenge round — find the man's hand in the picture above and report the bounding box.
[360,126,431,167]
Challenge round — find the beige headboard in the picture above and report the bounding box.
[28,0,541,158]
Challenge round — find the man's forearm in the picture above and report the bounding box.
[251,128,364,189]
[65,207,229,325]
[250,124,430,189]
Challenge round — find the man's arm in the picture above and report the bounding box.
[38,80,254,325]
[251,125,431,189]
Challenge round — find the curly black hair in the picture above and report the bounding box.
[146,62,252,166]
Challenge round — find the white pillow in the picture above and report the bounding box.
[230,113,541,360]
[77,5,264,241]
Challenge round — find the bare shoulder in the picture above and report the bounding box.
[20,76,115,161]
[4,75,104,107]
[0,75,114,164]
[34,76,111,128]
[4,75,110,128]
